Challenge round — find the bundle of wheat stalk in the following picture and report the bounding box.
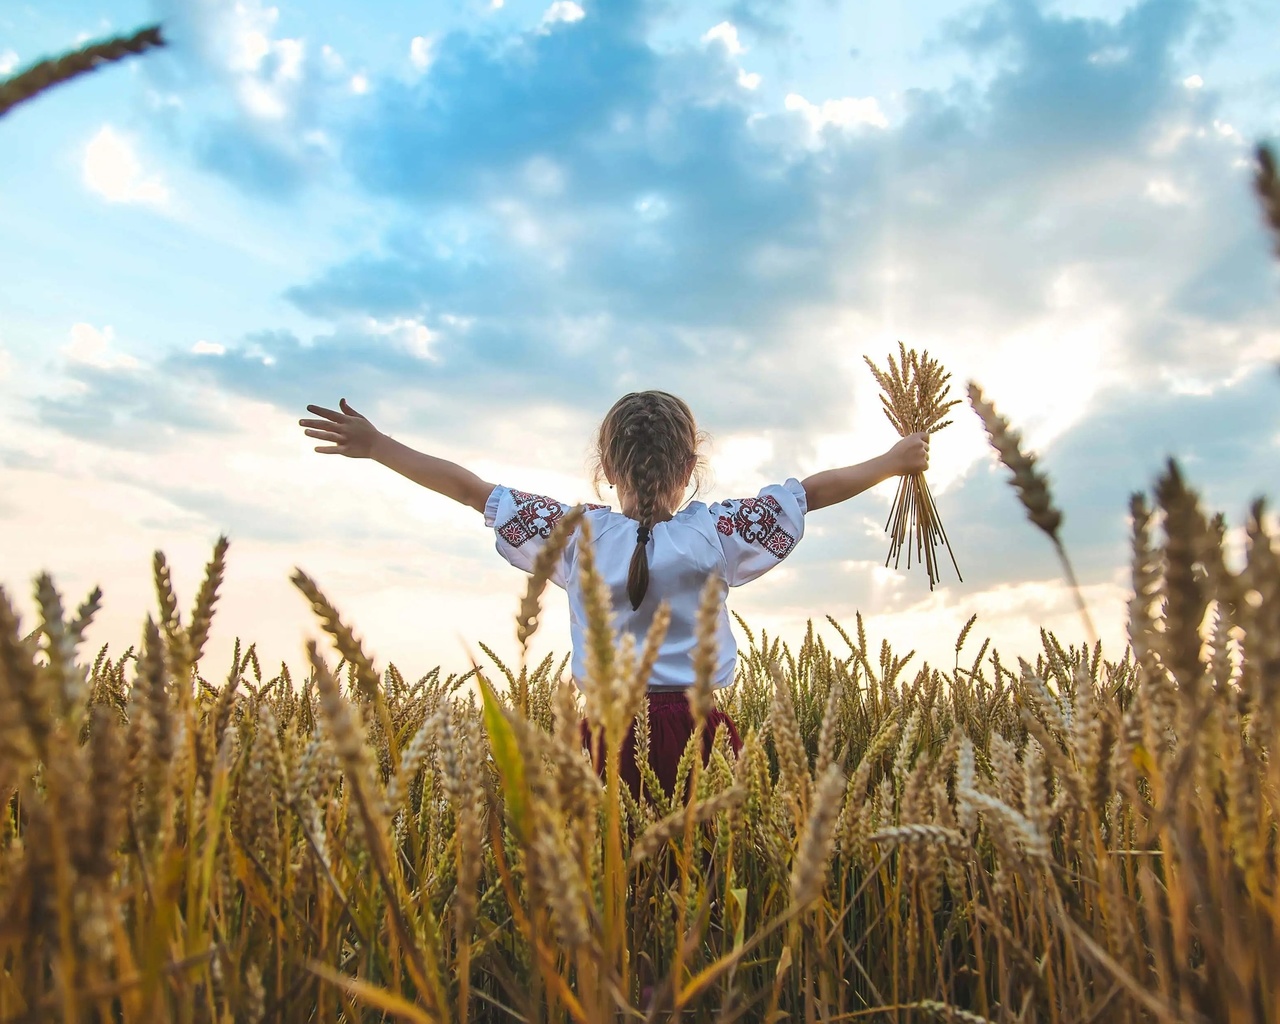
[864,342,962,589]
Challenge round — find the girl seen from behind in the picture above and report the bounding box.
[298,390,928,797]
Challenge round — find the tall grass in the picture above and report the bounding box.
[1,444,1276,1022]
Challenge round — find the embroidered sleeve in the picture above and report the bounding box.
[706,478,808,586]
[484,485,606,588]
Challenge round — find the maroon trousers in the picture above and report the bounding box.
[580,691,744,800]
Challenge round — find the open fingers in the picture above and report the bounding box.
[305,404,346,423]
[314,445,346,455]
[339,397,366,420]
[299,418,346,431]
[304,428,346,443]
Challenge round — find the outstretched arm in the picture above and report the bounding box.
[801,432,929,513]
[300,399,494,514]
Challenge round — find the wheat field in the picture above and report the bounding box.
[1,449,1277,1024]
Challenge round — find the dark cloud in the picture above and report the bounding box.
[195,120,312,199]
[136,481,432,546]
[724,0,797,46]
[283,0,1274,359]
[35,361,224,450]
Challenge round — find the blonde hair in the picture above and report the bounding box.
[590,391,709,610]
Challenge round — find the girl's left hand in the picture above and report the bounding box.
[889,432,930,475]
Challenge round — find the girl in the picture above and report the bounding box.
[299,392,928,797]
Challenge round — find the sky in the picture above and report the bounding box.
[1,0,1277,683]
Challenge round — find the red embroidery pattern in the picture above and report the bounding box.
[733,496,777,542]
[716,494,796,559]
[498,490,565,548]
[763,525,797,558]
[497,492,606,548]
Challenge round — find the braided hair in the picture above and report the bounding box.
[591,392,707,610]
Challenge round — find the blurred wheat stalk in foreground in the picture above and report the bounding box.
[966,380,1100,648]
[1256,144,1280,259]
[1,435,1277,1022]
[0,25,165,119]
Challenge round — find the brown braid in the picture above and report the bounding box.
[591,392,709,610]
[0,25,166,120]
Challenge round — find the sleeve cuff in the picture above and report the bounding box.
[782,477,809,516]
[483,484,505,527]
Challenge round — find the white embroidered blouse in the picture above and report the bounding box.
[483,479,808,690]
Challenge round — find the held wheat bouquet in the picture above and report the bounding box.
[864,343,962,589]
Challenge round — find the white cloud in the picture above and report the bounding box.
[238,79,288,119]
[702,22,745,56]
[785,93,889,135]
[177,0,309,122]
[82,126,171,208]
[350,73,370,94]
[365,317,439,359]
[1183,74,1204,89]
[320,44,344,72]
[0,50,18,75]
[409,35,434,72]
[63,324,140,370]
[274,37,304,81]
[701,23,760,92]
[541,2,585,27]
[192,340,227,356]
[865,577,1129,670]
[223,4,276,72]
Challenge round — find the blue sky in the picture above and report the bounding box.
[1,0,1277,676]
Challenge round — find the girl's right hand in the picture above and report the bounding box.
[299,398,382,458]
